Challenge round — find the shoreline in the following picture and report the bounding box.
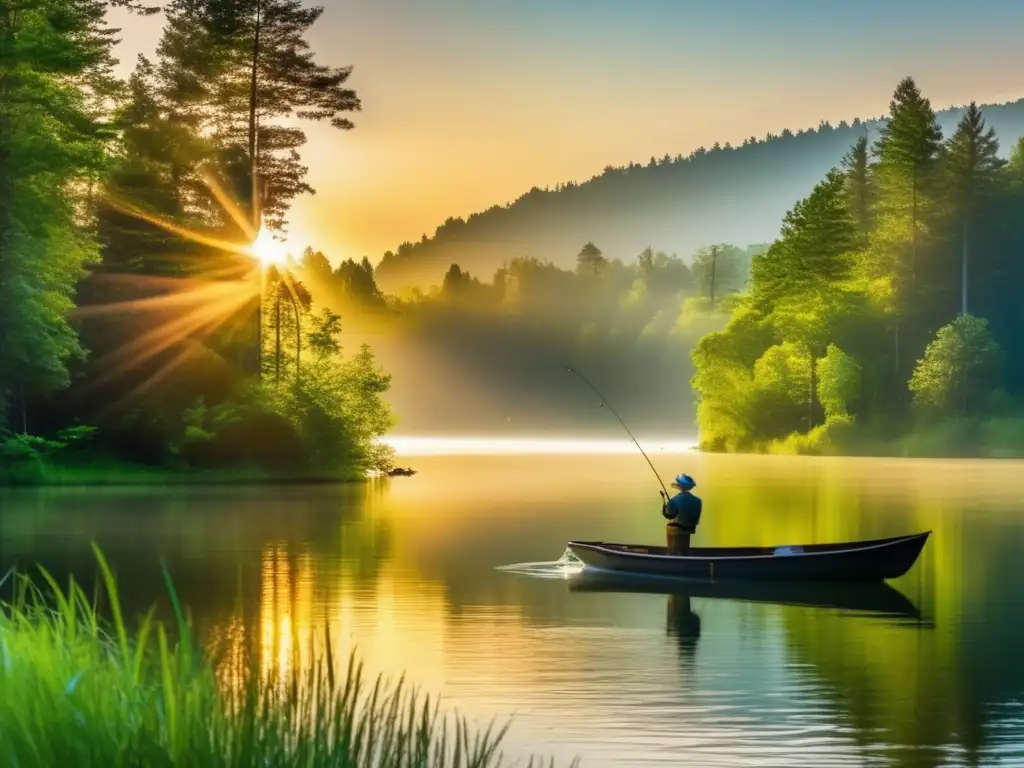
[0,463,371,489]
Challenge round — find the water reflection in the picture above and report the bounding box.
[667,593,701,667]
[2,453,1024,766]
[567,570,924,619]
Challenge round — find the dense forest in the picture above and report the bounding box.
[6,0,1024,472]
[295,243,761,437]
[693,77,1024,457]
[373,99,1024,293]
[0,0,394,483]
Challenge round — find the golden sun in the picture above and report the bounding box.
[251,228,290,266]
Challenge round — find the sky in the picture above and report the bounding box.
[108,0,1024,265]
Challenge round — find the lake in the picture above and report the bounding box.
[2,446,1024,767]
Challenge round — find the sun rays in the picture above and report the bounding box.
[251,228,290,266]
[77,167,304,413]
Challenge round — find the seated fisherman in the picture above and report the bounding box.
[661,473,702,554]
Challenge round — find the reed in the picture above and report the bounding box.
[0,546,570,767]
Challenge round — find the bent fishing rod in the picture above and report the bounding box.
[563,365,670,498]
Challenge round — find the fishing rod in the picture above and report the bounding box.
[564,365,670,498]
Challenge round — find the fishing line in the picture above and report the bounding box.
[564,365,669,497]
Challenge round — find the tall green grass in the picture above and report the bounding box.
[0,546,571,767]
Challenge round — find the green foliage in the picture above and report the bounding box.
[575,241,607,277]
[909,314,1003,416]
[0,425,98,484]
[0,0,117,427]
[263,308,396,475]
[692,77,1024,456]
[873,77,944,218]
[816,345,861,421]
[0,548,568,767]
[691,244,749,304]
[842,135,873,240]
[942,102,1003,213]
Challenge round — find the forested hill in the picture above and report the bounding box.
[374,99,1024,292]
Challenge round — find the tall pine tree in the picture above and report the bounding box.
[750,169,859,427]
[841,135,872,243]
[206,0,361,232]
[871,76,943,383]
[941,102,1002,316]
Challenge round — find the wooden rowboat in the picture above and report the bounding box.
[566,531,930,583]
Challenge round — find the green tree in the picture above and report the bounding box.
[96,58,208,276]
[575,241,607,277]
[144,0,361,234]
[817,345,861,421]
[870,76,943,384]
[752,170,859,428]
[335,256,384,306]
[691,244,748,306]
[941,102,1003,315]
[0,0,118,430]
[872,76,943,278]
[751,169,857,305]
[908,314,1002,416]
[275,309,394,473]
[841,134,872,242]
[211,0,361,232]
[637,247,655,278]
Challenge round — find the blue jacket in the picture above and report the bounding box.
[663,491,702,529]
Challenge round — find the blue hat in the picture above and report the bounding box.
[672,473,695,490]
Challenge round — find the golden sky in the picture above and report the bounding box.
[109,0,1024,265]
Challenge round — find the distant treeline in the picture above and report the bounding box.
[374,99,1024,292]
[297,242,762,436]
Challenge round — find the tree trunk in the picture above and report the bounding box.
[255,292,262,380]
[808,345,817,431]
[961,218,969,316]
[274,290,281,383]
[962,364,969,417]
[709,246,718,308]
[910,167,918,285]
[894,313,900,387]
[20,383,27,435]
[0,7,12,427]
[289,292,301,379]
[248,0,262,230]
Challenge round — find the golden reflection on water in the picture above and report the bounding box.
[5,451,1024,766]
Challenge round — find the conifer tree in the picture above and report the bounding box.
[841,135,872,242]
[871,76,943,379]
[145,0,361,235]
[750,169,859,427]
[210,0,361,232]
[873,76,943,282]
[941,102,1003,315]
[751,170,858,305]
[576,242,607,277]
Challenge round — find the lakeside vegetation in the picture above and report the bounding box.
[1,0,395,484]
[692,78,1024,458]
[0,546,565,766]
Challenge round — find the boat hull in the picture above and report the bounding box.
[566,531,930,583]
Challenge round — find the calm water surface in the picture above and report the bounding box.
[3,449,1024,767]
